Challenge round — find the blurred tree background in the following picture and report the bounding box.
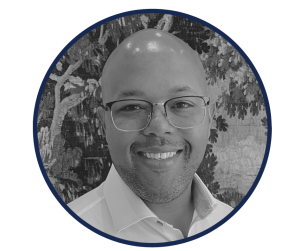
[37,13,267,207]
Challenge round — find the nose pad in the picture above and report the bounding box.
[146,105,170,128]
[142,103,175,136]
[152,104,167,119]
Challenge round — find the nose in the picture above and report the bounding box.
[142,104,175,136]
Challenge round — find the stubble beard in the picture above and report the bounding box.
[113,138,198,204]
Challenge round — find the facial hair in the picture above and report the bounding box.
[113,137,198,204]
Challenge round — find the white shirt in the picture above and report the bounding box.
[68,165,232,243]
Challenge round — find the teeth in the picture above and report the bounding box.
[143,151,177,160]
[154,153,160,160]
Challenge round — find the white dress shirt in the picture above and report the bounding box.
[68,165,232,243]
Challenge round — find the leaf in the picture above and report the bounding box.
[210,53,219,68]
[257,90,265,107]
[250,100,259,116]
[216,190,244,208]
[197,150,219,195]
[231,61,243,71]
[237,102,248,119]
[50,155,63,176]
[206,144,213,153]
[246,82,260,95]
[220,54,230,71]
[225,46,235,55]
[208,182,220,195]
[261,117,267,127]
[215,115,228,132]
[209,128,218,143]
[206,67,215,81]
[261,117,268,136]
[38,93,54,121]
[218,68,226,80]
[232,86,244,101]
[223,94,237,118]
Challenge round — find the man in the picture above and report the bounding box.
[68,28,232,243]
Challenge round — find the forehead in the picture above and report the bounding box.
[102,30,207,102]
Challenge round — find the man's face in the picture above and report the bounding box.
[101,30,210,204]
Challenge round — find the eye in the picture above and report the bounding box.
[172,101,194,109]
[119,104,144,111]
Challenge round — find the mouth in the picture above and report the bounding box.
[137,150,182,160]
[135,149,182,172]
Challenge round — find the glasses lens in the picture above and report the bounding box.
[166,97,206,128]
[111,100,151,131]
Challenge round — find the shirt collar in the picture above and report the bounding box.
[103,165,217,233]
[192,173,218,219]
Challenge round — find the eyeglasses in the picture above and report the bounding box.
[101,96,210,132]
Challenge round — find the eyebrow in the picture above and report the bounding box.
[116,85,195,99]
[169,85,194,94]
[117,90,145,99]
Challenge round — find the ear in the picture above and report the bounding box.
[97,106,106,133]
[207,102,216,138]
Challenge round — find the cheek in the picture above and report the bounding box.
[105,125,134,164]
[106,132,123,161]
[186,125,209,162]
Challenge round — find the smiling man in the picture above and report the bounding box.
[68,28,232,243]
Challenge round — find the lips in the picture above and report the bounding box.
[141,151,177,160]
[134,149,181,173]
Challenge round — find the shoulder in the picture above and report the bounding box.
[68,183,105,216]
[66,176,133,236]
[67,182,114,232]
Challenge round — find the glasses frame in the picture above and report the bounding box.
[100,96,210,132]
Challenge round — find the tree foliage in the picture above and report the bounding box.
[196,144,220,195]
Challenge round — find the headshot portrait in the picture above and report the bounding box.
[35,10,270,246]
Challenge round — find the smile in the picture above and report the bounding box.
[141,151,179,160]
[135,149,183,172]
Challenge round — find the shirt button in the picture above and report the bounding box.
[157,221,163,226]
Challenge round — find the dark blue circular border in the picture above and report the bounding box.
[33,9,272,248]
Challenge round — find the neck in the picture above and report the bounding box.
[142,182,194,238]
